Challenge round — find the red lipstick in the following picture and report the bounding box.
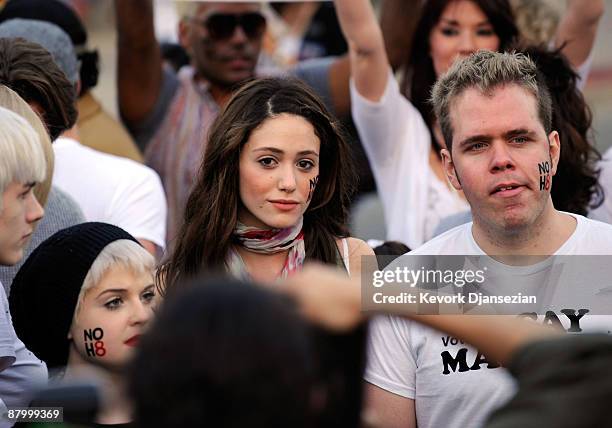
[124,335,141,347]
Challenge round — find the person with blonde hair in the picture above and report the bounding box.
[10,222,156,426]
[0,85,84,293]
[0,85,53,208]
[0,105,47,422]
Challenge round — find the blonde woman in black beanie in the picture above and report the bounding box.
[9,222,156,426]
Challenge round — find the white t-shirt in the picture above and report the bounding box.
[53,137,167,250]
[365,214,612,428]
[350,72,468,249]
[0,281,48,427]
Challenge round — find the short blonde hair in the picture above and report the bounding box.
[0,85,54,207]
[0,105,46,209]
[431,50,552,152]
[74,239,156,315]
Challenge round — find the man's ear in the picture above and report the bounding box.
[442,148,462,190]
[548,130,561,176]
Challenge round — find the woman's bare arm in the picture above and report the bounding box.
[334,0,390,101]
[556,0,605,69]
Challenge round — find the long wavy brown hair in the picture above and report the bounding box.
[159,77,357,293]
[520,44,603,214]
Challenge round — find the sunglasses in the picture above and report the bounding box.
[199,12,267,40]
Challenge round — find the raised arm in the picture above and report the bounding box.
[334,0,389,101]
[319,0,420,117]
[114,0,163,126]
[556,0,605,69]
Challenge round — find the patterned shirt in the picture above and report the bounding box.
[138,67,219,243]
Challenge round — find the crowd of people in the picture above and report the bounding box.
[0,0,611,427]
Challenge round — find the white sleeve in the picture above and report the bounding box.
[364,315,417,399]
[350,69,431,167]
[107,164,168,250]
[351,70,406,167]
[350,70,433,247]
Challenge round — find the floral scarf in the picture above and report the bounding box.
[227,218,305,280]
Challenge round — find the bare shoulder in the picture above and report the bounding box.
[335,237,374,256]
[349,237,375,256]
[336,237,375,278]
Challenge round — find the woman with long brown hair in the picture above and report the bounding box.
[160,76,372,291]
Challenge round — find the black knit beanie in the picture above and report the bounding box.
[9,222,140,369]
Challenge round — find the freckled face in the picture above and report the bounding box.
[238,113,320,229]
[68,266,156,371]
[429,0,500,77]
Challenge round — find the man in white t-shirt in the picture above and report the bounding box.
[0,108,49,427]
[365,51,612,428]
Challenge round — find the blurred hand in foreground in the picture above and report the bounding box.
[282,263,363,332]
